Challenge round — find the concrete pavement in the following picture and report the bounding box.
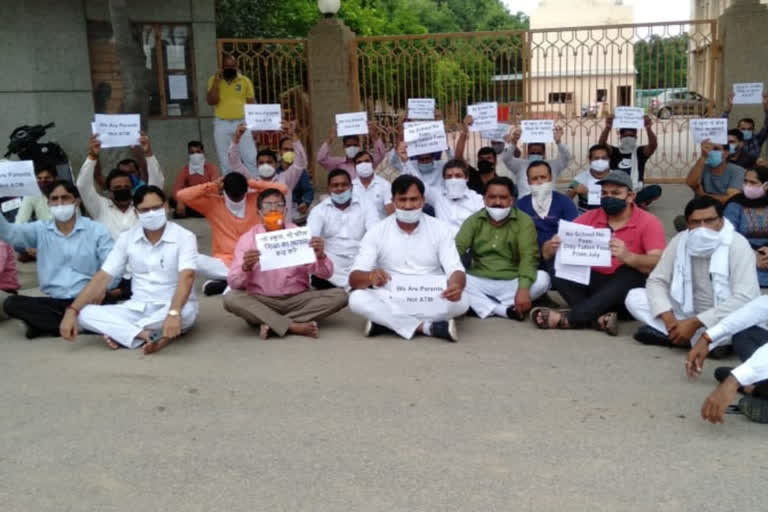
[1,185,766,511]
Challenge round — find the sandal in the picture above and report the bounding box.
[531,307,570,330]
[595,312,618,336]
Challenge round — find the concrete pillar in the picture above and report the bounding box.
[307,17,360,193]
[719,0,768,156]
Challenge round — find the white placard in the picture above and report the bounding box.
[168,75,188,100]
[166,45,186,70]
[520,120,554,143]
[403,121,448,157]
[613,107,645,130]
[0,161,41,198]
[587,184,602,206]
[255,227,316,271]
[408,98,435,120]
[733,83,764,105]
[467,102,498,132]
[1,197,22,213]
[554,251,591,285]
[690,118,728,145]
[481,123,510,142]
[389,273,449,316]
[245,104,282,131]
[335,112,369,137]
[557,219,611,267]
[92,114,141,148]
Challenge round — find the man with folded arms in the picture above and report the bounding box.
[224,189,348,339]
[347,175,469,342]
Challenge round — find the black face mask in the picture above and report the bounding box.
[112,188,132,203]
[38,181,54,195]
[222,68,237,80]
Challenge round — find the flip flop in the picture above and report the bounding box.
[530,307,570,330]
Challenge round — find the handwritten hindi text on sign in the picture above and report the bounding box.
[403,121,448,157]
[557,220,611,267]
[245,104,282,131]
[613,107,645,130]
[255,227,316,271]
[335,112,369,137]
[690,118,728,145]
[520,120,554,143]
[0,160,41,198]
[408,98,436,120]
[92,114,141,148]
[733,83,764,105]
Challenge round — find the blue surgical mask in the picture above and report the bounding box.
[706,150,723,167]
[331,189,352,205]
[528,154,544,162]
[417,162,435,174]
[729,143,738,155]
[742,130,753,141]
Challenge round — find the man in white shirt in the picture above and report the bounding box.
[568,144,612,213]
[626,196,759,349]
[351,150,394,221]
[392,139,452,199]
[59,186,198,355]
[425,159,484,234]
[308,169,377,289]
[348,175,469,342]
[501,126,571,197]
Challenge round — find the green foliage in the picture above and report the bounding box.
[634,34,689,90]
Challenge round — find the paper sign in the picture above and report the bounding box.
[245,104,282,131]
[0,161,41,198]
[554,251,591,285]
[255,227,316,271]
[403,121,448,157]
[481,123,510,142]
[467,102,498,132]
[1,197,22,213]
[690,118,728,145]
[389,273,448,316]
[520,120,554,143]
[557,219,611,267]
[335,112,369,137]
[408,98,435,120]
[587,184,602,206]
[166,45,186,70]
[613,107,644,130]
[168,75,188,100]
[733,83,764,105]
[92,114,141,148]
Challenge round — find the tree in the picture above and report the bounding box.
[634,34,689,91]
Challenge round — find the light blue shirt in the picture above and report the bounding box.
[0,214,115,299]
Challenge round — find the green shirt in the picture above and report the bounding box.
[455,207,539,288]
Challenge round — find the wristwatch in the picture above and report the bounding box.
[167,309,180,317]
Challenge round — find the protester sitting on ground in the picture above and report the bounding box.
[456,176,550,320]
[0,180,115,338]
[723,166,768,287]
[685,139,745,204]
[60,186,198,354]
[502,126,571,198]
[726,129,757,171]
[0,240,20,322]
[568,144,612,213]
[92,149,152,192]
[535,171,665,336]
[625,196,759,350]
[598,114,661,207]
[686,295,768,424]
[722,90,768,164]
[348,175,469,342]
[14,159,55,262]
[172,140,220,218]
[517,161,579,249]
[393,140,451,198]
[454,115,511,188]
[224,188,348,339]
[425,159,484,234]
[307,169,378,289]
[228,121,306,222]
[277,135,314,225]
[351,150,394,221]
[468,159,498,196]
[317,122,386,180]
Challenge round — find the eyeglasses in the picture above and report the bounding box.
[688,216,721,228]
[261,202,286,212]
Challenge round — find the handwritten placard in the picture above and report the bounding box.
[733,83,764,105]
[587,184,602,206]
[481,123,511,142]
[520,120,554,143]
[245,104,282,131]
[613,107,644,130]
[390,273,448,316]
[92,114,141,148]
[0,161,41,197]
[690,118,728,145]
[335,112,369,137]
[255,227,316,271]
[403,121,448,157]
[408,98,435,120]
[467,102,498,132]
[557,219,611,267]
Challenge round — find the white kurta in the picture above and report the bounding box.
[352,175,392,221]
[426,187,485,234]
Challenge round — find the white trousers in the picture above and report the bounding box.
[464,271,551,319]
[624,288,705,347]
[213,118,258,175]
[79,301,198,349]
[197,254,229,281]
[348,287,469,340]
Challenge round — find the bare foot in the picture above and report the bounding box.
[259,324,270,340]
[287,321,319,338]
[143,337,172,355]
[103,335,120,350]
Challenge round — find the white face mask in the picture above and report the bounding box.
[188,153,205,175]
[590,159,610,173]
[345,146,360,159]
[444,178,468,199]
[51,204,76,223]
[486,206,511,222]
[619,137,637,154]
[258,164,276,179]
[138,209,167,231]
[356,161,374,178]
[530,181,553,199]
[395,208,422,224]
[687,226,721,257]
[225,195,247,219]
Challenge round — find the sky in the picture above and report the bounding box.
[502,0,692,24]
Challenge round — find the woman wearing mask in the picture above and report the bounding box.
[724,166,768,287]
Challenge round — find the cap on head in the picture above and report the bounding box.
[595,170,633,190]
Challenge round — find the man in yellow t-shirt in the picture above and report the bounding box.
[207,54,258,175]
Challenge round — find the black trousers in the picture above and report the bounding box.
[550,265,647,328]
[3,296,73,336]
[311,275,337,290]
[731,326,768,395]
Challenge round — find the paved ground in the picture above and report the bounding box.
[2,185,767,512]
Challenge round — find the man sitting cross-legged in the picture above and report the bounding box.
[60,186,198,354]
[347,175,469,342]
[223,189,348,339]
[456,176,551,320]
[625,196,759,350]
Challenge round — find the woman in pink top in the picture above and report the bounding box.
[0,240,21,320]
